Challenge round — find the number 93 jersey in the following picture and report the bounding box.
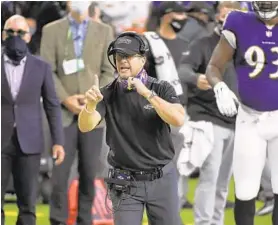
[222,10,278,111]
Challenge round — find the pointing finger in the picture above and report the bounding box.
[94,74,99,89]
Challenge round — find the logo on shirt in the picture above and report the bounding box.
[143,104,154,110]
[266,30,272,38]
[182,51,190,56]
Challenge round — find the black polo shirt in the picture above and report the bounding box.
[96,76,180,171]
[178,31,237,129]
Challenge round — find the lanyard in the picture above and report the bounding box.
[64,28,83,72]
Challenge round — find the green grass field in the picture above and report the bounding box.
[4,178,271,225]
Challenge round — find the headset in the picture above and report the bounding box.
[107,31,149,69]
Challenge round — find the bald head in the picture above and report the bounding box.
[3,15,31,43]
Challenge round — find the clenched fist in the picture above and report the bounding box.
[197,74,212,91]
[85,74,103,110]
[128,77,150,97]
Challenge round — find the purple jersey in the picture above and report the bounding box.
[223,11,278,111]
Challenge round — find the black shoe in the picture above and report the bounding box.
[181,200,193,209]
[225,200,235,209]
[255,199,274,216]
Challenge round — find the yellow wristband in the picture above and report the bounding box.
[84,105,94,114]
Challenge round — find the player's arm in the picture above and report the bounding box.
[205,10,240,117]
[206,10,238,87]
[206,35,235,87]
[206,26,239,117]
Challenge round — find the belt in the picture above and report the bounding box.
[132,170,162,181]
[113,161,174,182]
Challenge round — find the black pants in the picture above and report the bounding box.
[1,129,41,225]
[50,120,104,225]
[109,162,181,225]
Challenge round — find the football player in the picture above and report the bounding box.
[205,1,278,225]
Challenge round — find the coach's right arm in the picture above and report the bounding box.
[78,75,105,132]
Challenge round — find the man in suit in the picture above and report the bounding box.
[40,2,114,225]
[1,15,65,225]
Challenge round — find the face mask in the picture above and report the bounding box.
[4,36,28,64]
[170,18,187,33]
[30,27,36,36]
[71,1,91,14]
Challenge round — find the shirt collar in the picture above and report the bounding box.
[4,54,27,65]
[68,14,89,27]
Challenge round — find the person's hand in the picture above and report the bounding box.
[62,95,85,114]
[214,81,239,117]
[78,97,87,106]
[85,75,103,110]
[128,77,150,97]
[52,145,65,166]
[197,74,212,90]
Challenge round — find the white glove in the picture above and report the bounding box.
[213,82,239,117]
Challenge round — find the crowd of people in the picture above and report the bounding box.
[1,1,277,225]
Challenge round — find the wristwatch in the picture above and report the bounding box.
[147,90,157,100]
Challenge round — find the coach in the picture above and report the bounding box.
[1,15,65,225]
[78,32,185,225]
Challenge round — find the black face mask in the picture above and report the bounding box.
[4,36,28,64]
[170,18,187,33]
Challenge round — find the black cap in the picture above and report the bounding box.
[185,2,215,21]
[158,1,187,17]
[110,36,142,56]
[185,2,214,14]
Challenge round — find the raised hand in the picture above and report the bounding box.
[85,74,103,109]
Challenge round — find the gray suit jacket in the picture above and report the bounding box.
[40,17,114,127]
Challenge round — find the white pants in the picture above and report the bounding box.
[233,105,278,201]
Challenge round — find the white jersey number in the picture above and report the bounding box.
[244,46,278,79]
